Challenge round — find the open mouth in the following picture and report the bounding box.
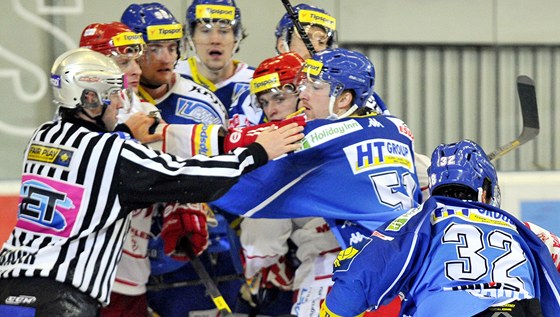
[209,49,223,58]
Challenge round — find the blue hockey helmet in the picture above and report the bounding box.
[185,0,243,40]
[121,2,183,43]
[275,3,337,50]
[298,48,375,109]
[428,139,500,206]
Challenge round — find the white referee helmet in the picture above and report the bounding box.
[50,48,125,110]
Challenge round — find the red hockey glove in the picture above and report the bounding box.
[223,115,306,153]
[161,202,209,261]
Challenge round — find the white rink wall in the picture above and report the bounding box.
[499,171,560,234]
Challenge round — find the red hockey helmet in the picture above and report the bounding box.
[250,52,305,95]
[79,22,145,59]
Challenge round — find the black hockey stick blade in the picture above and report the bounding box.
[488,75,540,161]
[280,0,316,56]
[180,237,235,317]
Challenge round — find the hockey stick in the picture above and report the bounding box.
[488,75,540,161]
[280,0,316,56]
[180,237,235,317]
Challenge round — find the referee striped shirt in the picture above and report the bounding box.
[0,118,267,305]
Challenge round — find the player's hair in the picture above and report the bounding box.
[432,178,493,203]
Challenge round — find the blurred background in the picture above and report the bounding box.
[1,0,560,238]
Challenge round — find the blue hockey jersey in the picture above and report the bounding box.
[211,115,422,248]
[324,196,560,316]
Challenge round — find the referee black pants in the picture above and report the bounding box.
[0,277,100,317]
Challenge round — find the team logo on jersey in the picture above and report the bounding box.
[17,174,84,238]
[333,246,358,268]
[232,83,250,105]
[343,139,414,174]
[176,97,225,125]
[300,119,362,150]
[333,237,372,272]
[27,143,73,169]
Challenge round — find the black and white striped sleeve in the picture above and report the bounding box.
[117,140,267,210]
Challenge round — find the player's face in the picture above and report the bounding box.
[298,78,331,120]
[101,91,124,130]
[138,41,178,87]
[85,91,98,103]
[191,22,236,71]
[278,25,329,60]
[113,56,142,93]
[257,90,299,121]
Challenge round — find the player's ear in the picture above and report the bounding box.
[335,90,354,112]
[479,188,491,204]
[276,37,288,54]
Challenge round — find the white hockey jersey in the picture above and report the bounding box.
[176,57,263,127]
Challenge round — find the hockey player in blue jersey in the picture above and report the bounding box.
[176,0,263,128]
[213,47,422,252]
[321,139,560,317]
[211,48,423,316]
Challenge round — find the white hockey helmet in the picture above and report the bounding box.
[50,48,125,109]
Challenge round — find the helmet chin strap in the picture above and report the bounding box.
[326,95,357,120]
[80,104,108,130]
[140,80,166,90]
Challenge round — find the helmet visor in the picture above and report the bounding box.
[293,25,330,47]
[295,60,344,98]
[111,43,144,60]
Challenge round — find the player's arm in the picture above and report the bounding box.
[320,277,367,317]
[117,123,303,209]
[525,221,560,272]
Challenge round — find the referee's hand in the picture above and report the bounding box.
[124,112,163,144]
